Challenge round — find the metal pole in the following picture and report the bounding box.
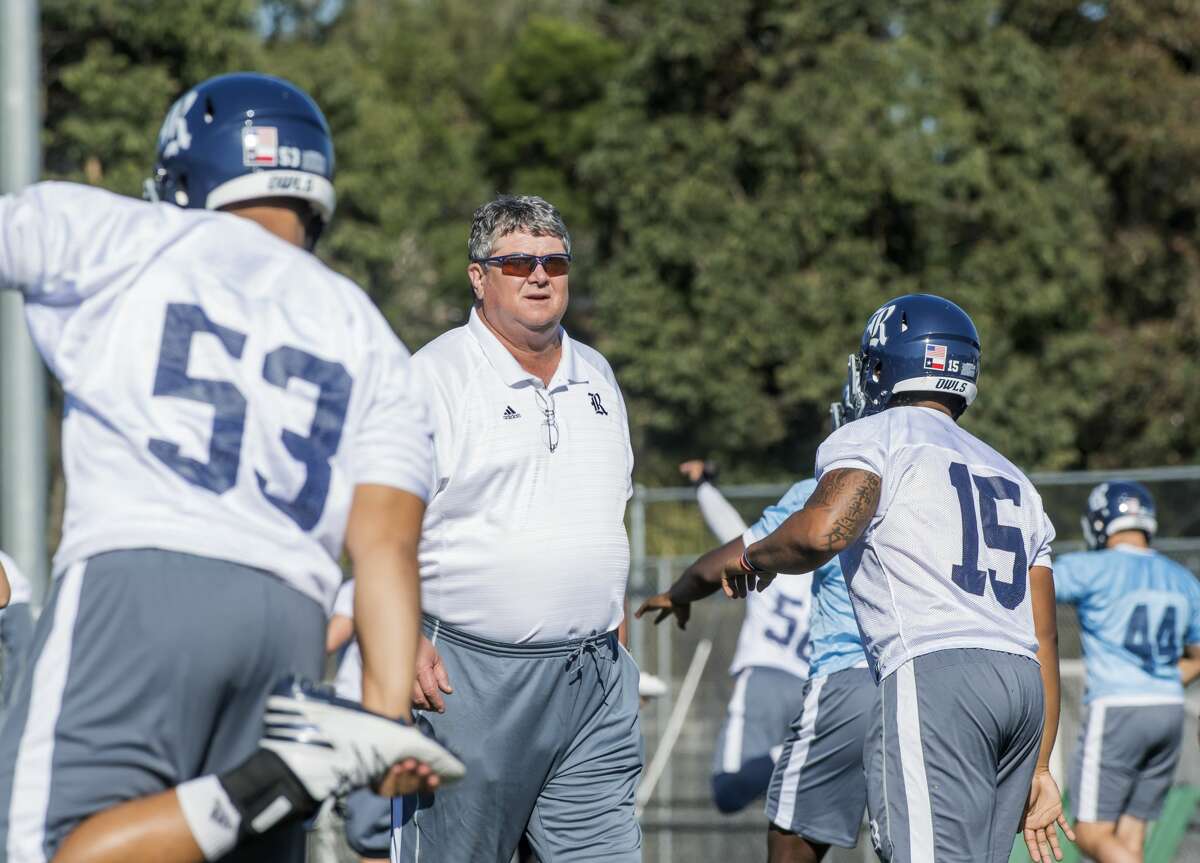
[0,0,49,605]
[655,557,673,863]
[629,484,646,669]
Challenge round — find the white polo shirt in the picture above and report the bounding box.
[413,308,634,643]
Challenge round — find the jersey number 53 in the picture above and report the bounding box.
[147,303,352,531]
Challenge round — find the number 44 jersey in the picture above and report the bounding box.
[0,183,434,612]
[1055,546,1200,705]
[815,405,1056,682]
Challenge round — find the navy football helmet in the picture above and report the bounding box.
[146,73,336,246]
[1082,481,1158,550]
[839,294,981,423]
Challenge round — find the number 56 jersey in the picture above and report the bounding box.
[0,183,433,612]
[815,406,1055,682]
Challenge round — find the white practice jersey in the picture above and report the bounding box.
[0,183,433,612]
[730,573,813,677]
[816,406,1055,682]
[0,550,32,607]
[694,482,811,678]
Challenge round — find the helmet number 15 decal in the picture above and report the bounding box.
[148,303,351,531]
[947,462,1027,610]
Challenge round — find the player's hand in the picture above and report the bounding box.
[1020,769,1074,862]
[678,460,706,484]
[411,636,453,713]
[634,592,690,630]
[375,758,441,796]
[721,557,775,599]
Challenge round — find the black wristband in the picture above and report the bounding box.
[218,749,320,838]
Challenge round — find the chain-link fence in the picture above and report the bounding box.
[627,466,1200,863]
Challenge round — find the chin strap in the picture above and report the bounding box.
[304,208,326,252]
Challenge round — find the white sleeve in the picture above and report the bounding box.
[0,182,155,300]
[815,417,887,479]
[0,550,31,606]
[1033,509,1056,570]
[352,336,434,501]
[695,482,747,544]
[0,183,172,370]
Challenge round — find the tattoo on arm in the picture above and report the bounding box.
[811,469,881,552]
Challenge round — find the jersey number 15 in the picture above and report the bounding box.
[147,303,351,531]
[947,462,1027,610]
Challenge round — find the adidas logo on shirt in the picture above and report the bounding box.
[503,406,521,420]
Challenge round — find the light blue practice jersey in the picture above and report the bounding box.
[1055,546,1200,704]
[744,479,867,678]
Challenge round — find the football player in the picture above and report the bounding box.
[670,459,815,816]
[1055,481,1200,863]
[721,294,1074,863]
[642,452,875,861]
[0,73,462,863]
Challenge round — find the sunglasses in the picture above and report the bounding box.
[472,253,571,278]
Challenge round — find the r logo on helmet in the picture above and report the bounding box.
[866,305,896,347]
[158,91,197,160]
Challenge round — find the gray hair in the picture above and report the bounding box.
[468,194,571,261]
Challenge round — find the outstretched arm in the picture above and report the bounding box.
[635,537,742,629]
[1021,565,1075,863]
[679,459,746,543]
[722,468,880,597]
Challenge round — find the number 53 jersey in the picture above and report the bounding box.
[0,183,433,612]
[1054,546,1200,704]
[815,406,1056,682]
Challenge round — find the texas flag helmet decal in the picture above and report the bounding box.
[242,126,279,167]
[923,342,947,371]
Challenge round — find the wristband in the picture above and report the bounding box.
[739,549,763,574]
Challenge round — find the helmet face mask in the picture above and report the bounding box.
[1081,481,1158,550]
[835,294,981,426]
[146,72,336,247]
[830,355,865,430]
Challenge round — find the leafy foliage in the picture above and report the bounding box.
[35,0,1200,485]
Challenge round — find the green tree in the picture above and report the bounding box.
[1006,0,1200,468]
[42,0,259,192]
[581,0,1107,479]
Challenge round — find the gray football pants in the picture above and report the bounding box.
[375,615,644,863]
[865,648,1044,863]
[0,550,325,863]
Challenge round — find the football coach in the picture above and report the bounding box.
[347,194,643,863]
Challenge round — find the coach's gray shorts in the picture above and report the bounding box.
[865,649,1043,863]
[1069,701,1185,823]
[0,550,325,863]
[765,666,874,847]
[342,615,643,863]
[712,665,807,777]
[0,602,34,709]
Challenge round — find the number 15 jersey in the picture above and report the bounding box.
[0,183,434,612]
[815,406,1055,682]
